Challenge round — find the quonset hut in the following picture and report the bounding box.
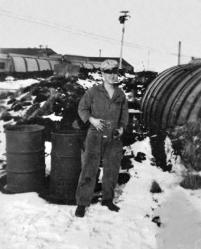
[141,62,201,171]
[0,48,60,78]
[141,62,201,133]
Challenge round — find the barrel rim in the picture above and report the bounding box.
[5,124,45,133]
[51,129,86,136]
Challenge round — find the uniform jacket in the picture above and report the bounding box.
[78,84,129,130]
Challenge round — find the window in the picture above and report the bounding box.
[0,62,5,69]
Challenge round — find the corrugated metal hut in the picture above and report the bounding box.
[141,63,201,133]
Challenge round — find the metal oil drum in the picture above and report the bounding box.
[5,124,45,193]
[49,130,86,204]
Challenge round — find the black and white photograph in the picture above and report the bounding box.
[0,0,201,248]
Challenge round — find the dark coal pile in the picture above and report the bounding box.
[134,152,146,163]
[121,150,134,170]
[1,76,87,140]
[118,172,131,185]
[152,216,162,227]
[150,180,162,193]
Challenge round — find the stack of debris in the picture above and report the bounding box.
[1,76,87,140]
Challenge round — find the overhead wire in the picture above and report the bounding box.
[0,7,196,59]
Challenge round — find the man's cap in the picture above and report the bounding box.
[100,59,119,72]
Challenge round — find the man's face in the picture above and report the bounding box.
[102,70,118,84]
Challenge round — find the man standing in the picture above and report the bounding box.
[75,59,128,217]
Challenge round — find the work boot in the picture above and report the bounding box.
[75,205,86,217]
[101,200,120,212]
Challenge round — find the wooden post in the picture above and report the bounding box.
[178,41,181,65]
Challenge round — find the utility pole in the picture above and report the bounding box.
[178,41,181,65]
[147,50,150,70]
[118,11,130,69]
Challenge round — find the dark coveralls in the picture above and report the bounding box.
[76,84,128,206]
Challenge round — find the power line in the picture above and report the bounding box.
[0,8,123,43]
[0,7,196,59]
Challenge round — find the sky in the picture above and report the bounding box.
[0,0,201,72]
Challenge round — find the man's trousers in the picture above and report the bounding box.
[76,129,123,206]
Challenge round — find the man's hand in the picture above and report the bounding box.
[89,117,105,131]
[113,127,124,139]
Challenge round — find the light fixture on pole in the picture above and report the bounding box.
[118,10,130,69]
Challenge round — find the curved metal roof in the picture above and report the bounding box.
[141,63,201,131]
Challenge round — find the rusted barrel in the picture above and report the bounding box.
[141,63,201,132]
[5,124,45,193]
[49,130,85,204]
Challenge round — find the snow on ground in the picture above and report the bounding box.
[42,114,62,121]
[0,79,39,91]
[1,120,201,249]
[1,79,201,249]
[77,78,100,89]
[155,187,201,249]
[0,130,160,249]
[88,72,102,81]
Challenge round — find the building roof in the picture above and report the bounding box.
[189,57,201,64]
[0,48,57,57]
[0,48,134,72]
[63,54,134,72]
